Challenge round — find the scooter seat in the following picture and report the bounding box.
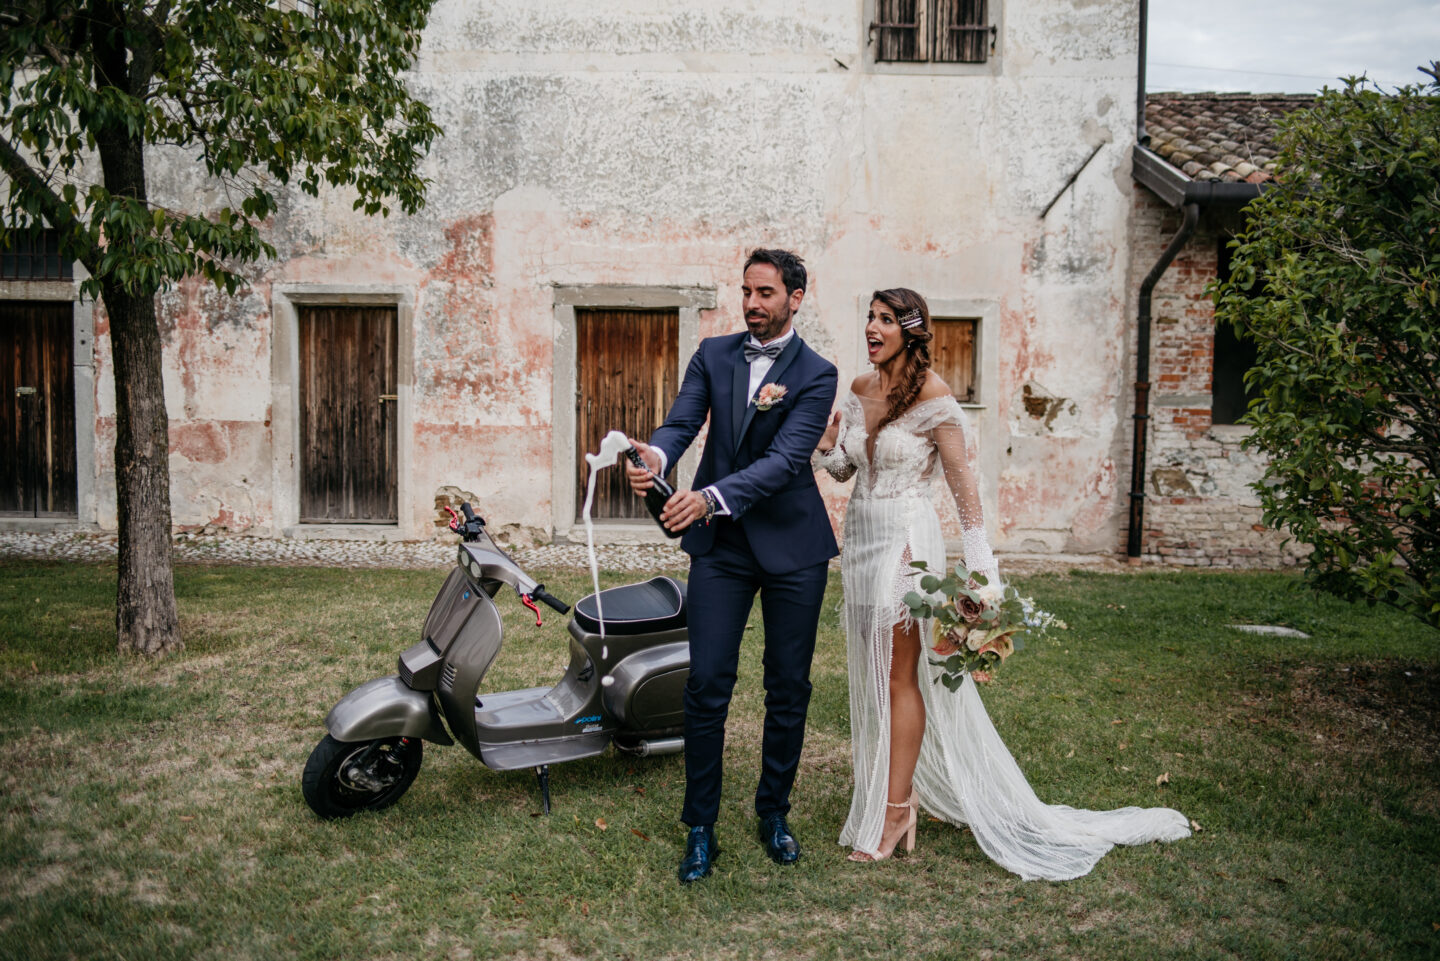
[573,576,687,636]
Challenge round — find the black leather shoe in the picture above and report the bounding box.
[758,813,800,864]
[678,825,719,884]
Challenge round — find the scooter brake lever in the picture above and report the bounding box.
[519,592,542,627]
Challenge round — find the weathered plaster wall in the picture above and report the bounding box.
[1125,193,1304,567]
[88,0,1148,552]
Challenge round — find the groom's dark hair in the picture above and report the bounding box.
[744,248,807,296]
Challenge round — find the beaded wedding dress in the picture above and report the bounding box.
[814,390,1190,880]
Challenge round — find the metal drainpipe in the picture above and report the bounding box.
[1137,0,1149,146]
[1127,201,1199,563]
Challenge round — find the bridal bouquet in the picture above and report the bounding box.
[903,561,1065,689]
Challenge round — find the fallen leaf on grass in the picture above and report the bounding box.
[595,818,608,831]
[1065,750,1075,758]
[1190,819,1203,833]
[631,829,650,841]
[178,816,195,822]
[1111,719,1124,725]
[1156,772,1170,787]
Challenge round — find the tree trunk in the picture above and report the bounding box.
[90,6,182,655]
[105,282,182,655]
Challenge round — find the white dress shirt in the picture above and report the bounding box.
[655,327,797,518]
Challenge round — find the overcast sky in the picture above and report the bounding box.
[1147,0,1440,94]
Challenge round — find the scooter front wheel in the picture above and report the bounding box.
[302,734,423,820]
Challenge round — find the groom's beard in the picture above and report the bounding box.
[746,303,792,343]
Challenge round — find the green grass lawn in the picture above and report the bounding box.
[1,559,1437,961]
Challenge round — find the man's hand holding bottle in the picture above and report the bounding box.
[625,439,702,536]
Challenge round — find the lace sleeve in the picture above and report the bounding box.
[812,402,858,482]
[926,399,998,581]
[812,445,856,481]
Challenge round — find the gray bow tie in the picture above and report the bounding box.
[743,340,786,363]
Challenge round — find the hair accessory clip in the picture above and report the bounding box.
[898,308,924,330]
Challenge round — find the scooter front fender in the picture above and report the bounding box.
[325,675,454,746]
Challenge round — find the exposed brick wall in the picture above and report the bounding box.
[1124,190,1306,568]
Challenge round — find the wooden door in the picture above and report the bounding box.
[575,309,679,521]
[1,301,77,515]
[298,305,398,523]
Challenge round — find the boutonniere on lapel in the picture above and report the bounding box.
[753,383,788,412]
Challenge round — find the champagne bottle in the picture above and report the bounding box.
[626,446,685,539]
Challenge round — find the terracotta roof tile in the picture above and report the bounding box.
[1144,93,1315,183]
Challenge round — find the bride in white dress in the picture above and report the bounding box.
[813,288,1190,879]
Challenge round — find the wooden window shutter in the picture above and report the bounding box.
[872,0,926,62]
[932,0,992,64]
[931,317,978,404]
[873,0,992,64]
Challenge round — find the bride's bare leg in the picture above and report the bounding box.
[885,617,925,814]
[850,616,925,861]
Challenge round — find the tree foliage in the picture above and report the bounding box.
[1,0,439,295]
[1214,65,1440,629]
[1,0,440,653]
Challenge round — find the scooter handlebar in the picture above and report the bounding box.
[531,586,569,614]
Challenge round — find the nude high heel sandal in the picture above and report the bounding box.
[847,792,918,862]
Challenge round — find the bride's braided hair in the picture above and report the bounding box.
[872,288,934,434]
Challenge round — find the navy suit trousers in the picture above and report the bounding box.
[680,518,829,827]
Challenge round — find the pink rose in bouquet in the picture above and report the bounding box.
[958,595,985,624]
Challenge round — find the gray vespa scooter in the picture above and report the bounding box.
[301,503,689,819]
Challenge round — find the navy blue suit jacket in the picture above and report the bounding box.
[650,331,840,575]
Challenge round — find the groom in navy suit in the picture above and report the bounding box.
[627,248,839,883]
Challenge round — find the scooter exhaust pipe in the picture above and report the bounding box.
[619,736,685,758]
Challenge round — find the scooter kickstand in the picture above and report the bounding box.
[535,765,551,815]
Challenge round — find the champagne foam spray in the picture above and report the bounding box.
[583,430,633,672]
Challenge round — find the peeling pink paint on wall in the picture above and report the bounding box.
[36,0,1177,562]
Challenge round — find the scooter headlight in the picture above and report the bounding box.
[458,546,482,580]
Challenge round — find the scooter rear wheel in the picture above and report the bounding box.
[302,734,423,820]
